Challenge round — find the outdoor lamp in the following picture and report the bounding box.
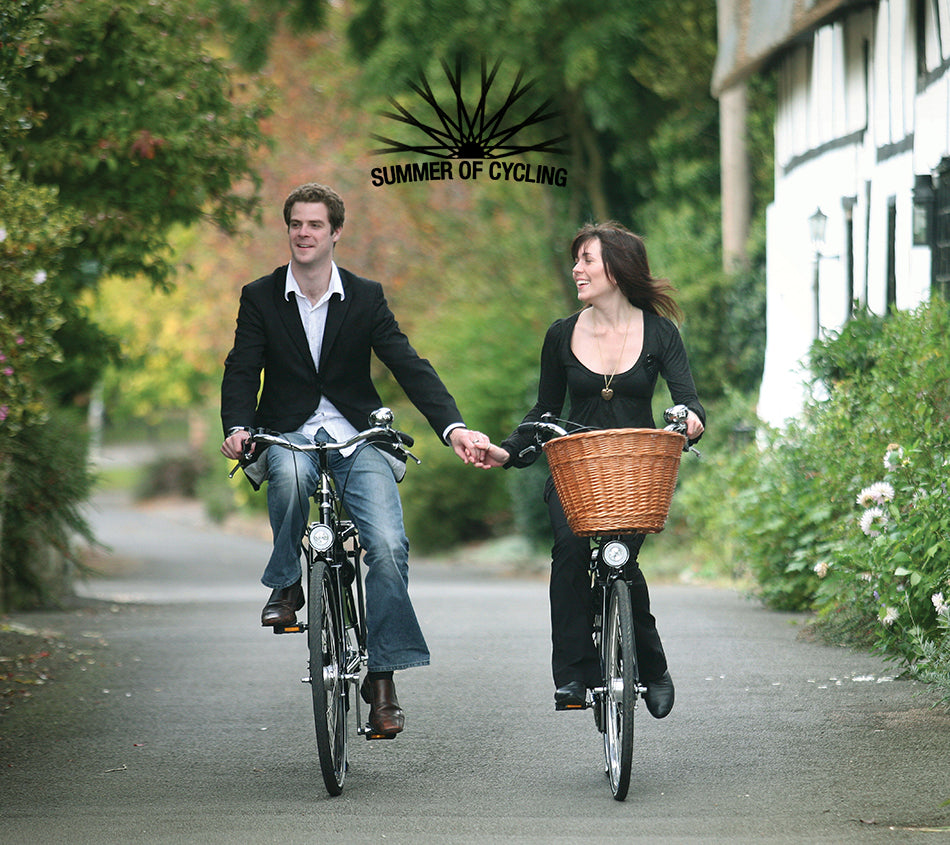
[808,207,826,339]
[809,206,828,249]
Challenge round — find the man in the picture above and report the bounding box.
[221,183,485,736]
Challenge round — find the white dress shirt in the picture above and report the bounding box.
[286,261,361,455]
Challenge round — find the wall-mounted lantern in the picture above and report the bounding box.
[808,207,827,339]
[913,174,935,246]
[809,206,828,249]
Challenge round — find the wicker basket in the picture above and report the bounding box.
[543,427,686,536]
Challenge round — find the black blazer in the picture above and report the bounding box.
[221,264,464,449]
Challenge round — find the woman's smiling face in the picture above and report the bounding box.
[572,237,613,302]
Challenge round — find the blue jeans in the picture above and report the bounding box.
[261,430,430,672]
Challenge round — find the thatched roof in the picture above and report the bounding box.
[712,0,873,95]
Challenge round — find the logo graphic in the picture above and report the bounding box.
[369,57,569,188]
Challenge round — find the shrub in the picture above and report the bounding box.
[687,299,950,694]
[814,442,950,673]
[0,410,95,609]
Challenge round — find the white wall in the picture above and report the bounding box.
[757,0,948,429]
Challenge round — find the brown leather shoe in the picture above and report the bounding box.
[360,676,405,735]
[261,581,304,627]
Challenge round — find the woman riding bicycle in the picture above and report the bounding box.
[477,222,705,718]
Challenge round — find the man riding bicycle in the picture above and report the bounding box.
[220,182,486,737]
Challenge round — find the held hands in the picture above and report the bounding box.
[474,442,509,469]
[449,427,490,465]
[448,428,509,468]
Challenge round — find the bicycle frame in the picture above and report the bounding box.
[301,446,369,732]
[589,543,647,689]
[233,408,420,794]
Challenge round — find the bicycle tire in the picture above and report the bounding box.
[602,579,637,801]
[308,559,347,796]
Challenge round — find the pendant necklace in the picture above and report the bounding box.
[594,310,631,401]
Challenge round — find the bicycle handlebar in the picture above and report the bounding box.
[228,407,420,477]
[515,405,700,458]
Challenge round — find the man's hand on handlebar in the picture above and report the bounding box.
[221,428,253,462]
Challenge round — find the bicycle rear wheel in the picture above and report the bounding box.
[307,559,347,796]
[602,579,637,801]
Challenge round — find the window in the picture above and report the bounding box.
[933,159,950,301]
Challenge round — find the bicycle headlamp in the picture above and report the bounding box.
[308,523,335,552]
[602,540,630,569]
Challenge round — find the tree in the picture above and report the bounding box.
[10,0,269,288]
[0,0,271,607]
[345,0,671,230]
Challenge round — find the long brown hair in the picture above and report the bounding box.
[571,222,683,322]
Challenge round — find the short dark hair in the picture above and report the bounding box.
[282,183,345,231]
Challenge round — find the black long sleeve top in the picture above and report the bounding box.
[501,309,705,468]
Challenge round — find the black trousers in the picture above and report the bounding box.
[545,476,668,689]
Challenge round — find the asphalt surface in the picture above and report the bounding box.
[1,488,949,844]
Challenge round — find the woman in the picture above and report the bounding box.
[477,222,705,718]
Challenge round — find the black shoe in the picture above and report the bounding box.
[643,670,674,718]
[261,581,304,627]
[554,680,587,708]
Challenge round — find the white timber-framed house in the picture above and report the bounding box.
[713,0,950,427]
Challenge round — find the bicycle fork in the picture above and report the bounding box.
[587,554,647,723]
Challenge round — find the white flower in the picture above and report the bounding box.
[860,507,888,537]
[883,444,904,470]
[814,561,829,578]
[33,270,47,285]
[882,607,899,627]
[933,593,948,615]
[856,482,895,508]
[0,227,7,243]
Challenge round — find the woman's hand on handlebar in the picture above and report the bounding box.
[684,410,704,441]
[221,429,253,462]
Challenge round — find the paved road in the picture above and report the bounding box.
[1,491,949,844]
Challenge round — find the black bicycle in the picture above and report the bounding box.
[516,405,696,800]
[231,408,420,796]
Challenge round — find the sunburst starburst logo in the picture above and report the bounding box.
[369,57,569,189]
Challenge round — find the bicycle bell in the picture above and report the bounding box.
[370,407,394,427]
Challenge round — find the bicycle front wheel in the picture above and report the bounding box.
[308,559,347,796]
[602,579,637,801]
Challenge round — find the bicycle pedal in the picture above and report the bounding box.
[364,728,397,741]
[555,701,589,711]
[272,622,306,634]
